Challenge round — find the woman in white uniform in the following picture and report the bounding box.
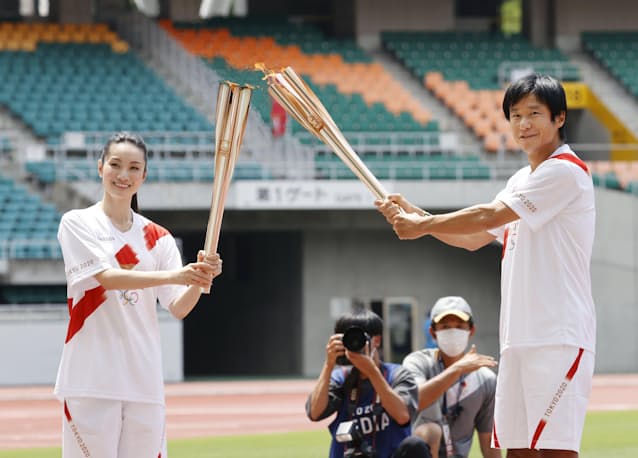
[56,132,222,458]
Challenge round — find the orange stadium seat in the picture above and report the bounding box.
[162,20,434,133]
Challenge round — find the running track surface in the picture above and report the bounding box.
[1,374,637,450]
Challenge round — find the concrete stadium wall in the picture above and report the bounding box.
[349,0,638,53]
[590,188,638,372]
[555,0,638,51]
[300,188,638,376]
[2,182,637,382]
[301,228,503,376]
[0,307,184,386]
[355,0,454,49]
[168,0,202,22]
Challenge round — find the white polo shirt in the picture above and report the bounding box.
[55,203,186,405]
[489,145,596,353]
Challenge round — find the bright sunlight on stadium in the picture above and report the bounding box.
[0,1,637,457]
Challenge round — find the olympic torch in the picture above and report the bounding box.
[202,81,252,293]
[257,64,389,200]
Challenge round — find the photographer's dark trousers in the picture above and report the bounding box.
[393,436,432,458]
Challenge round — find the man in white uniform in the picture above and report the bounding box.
[376,74,596,458]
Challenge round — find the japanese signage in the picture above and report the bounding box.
[234,181,380,209]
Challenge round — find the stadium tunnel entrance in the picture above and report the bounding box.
[178,230,303,378]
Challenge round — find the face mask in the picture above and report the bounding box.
[435,328,470,357]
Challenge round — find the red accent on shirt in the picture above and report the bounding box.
[67,298,73,315]
[492,422,500,448]
[64,400,72,421]
[501,227,510,260]
[553,153,590,175]
[144,222,170,251]
[530,418,547,450]
[566,347,585,381]
[65,285,107,343]
[115,244,139,269]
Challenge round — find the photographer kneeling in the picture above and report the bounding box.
[306,310,431,458]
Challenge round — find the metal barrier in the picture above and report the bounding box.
[114,12,276,160]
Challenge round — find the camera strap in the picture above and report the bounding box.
[343,367,360,419]
[438,357,466,458]
[342,365,390,454]
[343,364,391,450]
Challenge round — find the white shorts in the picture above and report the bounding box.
[491,345,594,452]
[62,397,167,458]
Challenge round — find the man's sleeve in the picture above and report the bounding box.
[58,212,110,287]
[474,370,497,433]
[401,352,444,425]
[305,369,345,421]
[391,366,419,424]
[497,162,582,232]
[402,352,427,386]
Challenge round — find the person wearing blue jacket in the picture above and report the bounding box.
[306,310,431,457]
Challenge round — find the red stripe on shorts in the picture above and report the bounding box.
[566,348,584,381]
[530,419,547,449]
[64,400,72,421]
[65,285,107,343]
[492,422,500,448]
[529,347,585,449]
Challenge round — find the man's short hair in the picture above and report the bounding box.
[334,310,383,336]
[502,73,567,140]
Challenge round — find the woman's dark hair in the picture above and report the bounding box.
[334,310,383,337]
[502,73,567,140]
[100,132,148,213]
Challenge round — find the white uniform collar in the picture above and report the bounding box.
[548,143,572,158]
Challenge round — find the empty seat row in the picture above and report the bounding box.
[0,24,210,145]
[382,31,580,90]
[582,31,638,99]
[162,20,436,135]
[25,159,267,185]
[315,152,492,180]
[0,285,66,304]
[0,175,62,258]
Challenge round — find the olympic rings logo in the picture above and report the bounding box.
[119,290,140,306]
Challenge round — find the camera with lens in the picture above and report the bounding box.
[336,326,371,365]
[335,420,377,457]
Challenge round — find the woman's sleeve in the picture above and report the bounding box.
[155,234,187,310]
[57,212,111,287]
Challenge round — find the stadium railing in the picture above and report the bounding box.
[497,60,581,87]
[114,12,278,159]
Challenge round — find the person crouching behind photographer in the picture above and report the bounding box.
[306,310,431,458]
[402,297,501,458]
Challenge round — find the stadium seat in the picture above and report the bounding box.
[582,31,638,99]
[0,172,62,259]
[161,20,437,139]
[0,22,211,146]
